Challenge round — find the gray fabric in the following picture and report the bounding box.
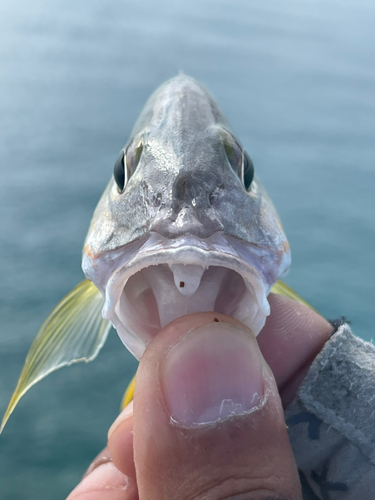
[285,324,375,499]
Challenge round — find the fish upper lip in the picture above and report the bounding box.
[105,232,264,296]
[98,231,272,360]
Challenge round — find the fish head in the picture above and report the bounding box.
[82,75,291,359]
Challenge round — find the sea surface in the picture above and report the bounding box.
[0,0,374,498]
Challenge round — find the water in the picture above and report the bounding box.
[0,0,374,498]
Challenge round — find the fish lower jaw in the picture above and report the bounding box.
[103,248,270,360]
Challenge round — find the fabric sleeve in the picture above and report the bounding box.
[285,324,375,500]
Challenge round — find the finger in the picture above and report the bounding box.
[109,298,332,481]
[110,312,302,500]
[66,447,138,500]
[108,402,136,478]
[258,294,332,406]
[70,297,331,499]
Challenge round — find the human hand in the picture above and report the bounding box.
[67,293,332,500]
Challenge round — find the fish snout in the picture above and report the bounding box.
[150,205,223,239]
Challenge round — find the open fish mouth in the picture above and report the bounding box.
[99,232,281,360]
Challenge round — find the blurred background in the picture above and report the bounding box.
[0,0,374,498]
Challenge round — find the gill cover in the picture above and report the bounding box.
[1,280,110,433]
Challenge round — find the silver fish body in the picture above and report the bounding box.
[83,75,290,359]
[1,75,293,433]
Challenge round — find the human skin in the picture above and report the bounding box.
[67,294,333,500]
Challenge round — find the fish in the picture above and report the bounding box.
[1,75,309,433]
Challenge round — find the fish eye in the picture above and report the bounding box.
[224,138,254,190]
[113,140,144,193]
[224,141,243,180]
[113,150,126,192]
[126,141,143,177]
[243,150,254,190]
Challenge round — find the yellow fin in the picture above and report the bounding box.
[121,374,136,410]
[1,279,111,433]
[271,280,315,310]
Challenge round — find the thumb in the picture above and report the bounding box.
[117,313,301,500]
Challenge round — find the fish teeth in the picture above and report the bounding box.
[170,264,205,297]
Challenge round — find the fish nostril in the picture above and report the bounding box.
[154,193,162,207]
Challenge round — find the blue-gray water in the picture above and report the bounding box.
[0,0,374,498]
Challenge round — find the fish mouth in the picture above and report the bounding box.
[100,232,281,360]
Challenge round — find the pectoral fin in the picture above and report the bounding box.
[1,279,111,433]
[271,280,315,310]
